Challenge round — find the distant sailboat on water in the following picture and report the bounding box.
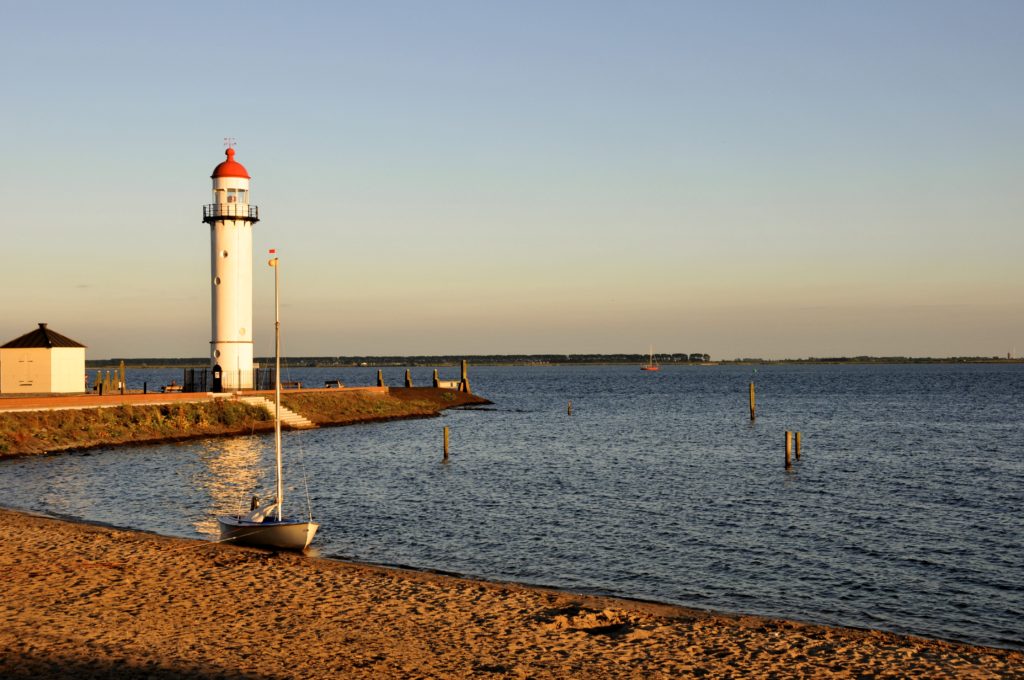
[641,345,660,372]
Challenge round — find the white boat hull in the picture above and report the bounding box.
[217,516,319,551]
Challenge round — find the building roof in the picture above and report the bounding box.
[1,323,86,349]
[211,147,251,179]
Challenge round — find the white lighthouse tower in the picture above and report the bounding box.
[203,145,258,390]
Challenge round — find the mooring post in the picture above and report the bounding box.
[568,399,573,416]
[459,359,471,394]
[785,431,793,469]
[443,426,450,462]
[405,369,412,388]
[795,431,802,459]
[377,369,384,387]
[749,382,756,421]
[432,369,440,388]
[143,381,147,395]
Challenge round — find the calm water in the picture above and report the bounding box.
[2,364,1022,649]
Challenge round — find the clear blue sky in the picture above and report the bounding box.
[1,1,1021,359]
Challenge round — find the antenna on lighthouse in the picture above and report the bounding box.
[224,137,237,149]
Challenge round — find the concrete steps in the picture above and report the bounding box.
[238,396,317,429]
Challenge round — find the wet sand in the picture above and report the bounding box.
[0,508,1019,679]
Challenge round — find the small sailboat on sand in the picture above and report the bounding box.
[641,345,660,372]
[218,252,319,551]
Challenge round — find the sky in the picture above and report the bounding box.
[1,1,1021,360]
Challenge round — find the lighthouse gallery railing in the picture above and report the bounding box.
[203,204,259,221]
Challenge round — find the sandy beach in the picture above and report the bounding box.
[0,508,1020,678]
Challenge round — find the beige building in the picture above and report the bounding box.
[0,323,86,394]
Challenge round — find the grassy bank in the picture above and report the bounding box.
[0,388,491,457]
[0,401,273,457]
[281,387,490,425]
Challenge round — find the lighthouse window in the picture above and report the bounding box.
[226,189,237,203]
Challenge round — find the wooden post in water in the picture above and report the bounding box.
[432,369,440,388]
[567,399,573,416]
[795,431,802,459]
[749,382,756,421]
[443,426,450,462]
[377,369,384,387]
[459,359,471,394]
[785,431,793,469]
[119,360,126,395]
[143,381,147,395]
[405,369,412,388]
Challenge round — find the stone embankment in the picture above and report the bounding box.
[0,387,490,457]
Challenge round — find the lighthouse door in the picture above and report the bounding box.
[212,364,223,393]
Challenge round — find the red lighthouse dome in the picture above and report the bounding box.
[211,147,251,179]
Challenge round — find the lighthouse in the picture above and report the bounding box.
[202,146,258,390]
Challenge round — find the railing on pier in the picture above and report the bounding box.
[182,368,208,393]
[180,367,275,392]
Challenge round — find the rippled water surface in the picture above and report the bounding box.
[2,364,1022,649]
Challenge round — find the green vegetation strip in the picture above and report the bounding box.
[0,389,489,457]
[0,401,272,457]
[280,390,463,424]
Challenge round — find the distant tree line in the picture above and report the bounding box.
[88,357,209,368]
[89,353,713,368]
[777,356,1015,364]
[726,356,1018,364]
[260,353,715,367]
[88,354,1018,368]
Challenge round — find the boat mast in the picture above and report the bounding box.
[270,253,283,522]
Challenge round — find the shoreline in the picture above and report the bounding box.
[1,507,1019,678]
